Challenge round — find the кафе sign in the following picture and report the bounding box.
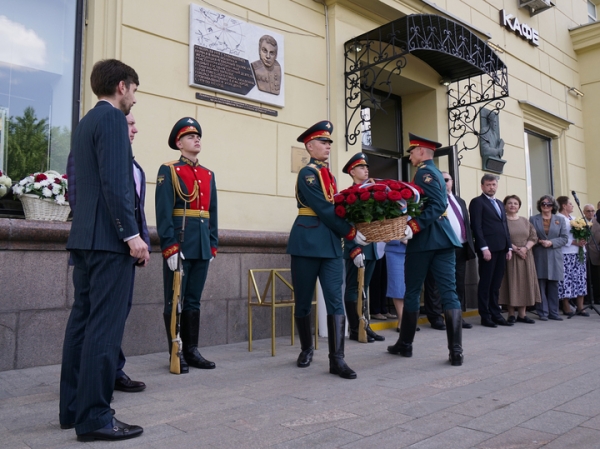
[499,9,540,47]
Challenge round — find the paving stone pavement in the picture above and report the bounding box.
[2,312,600,448]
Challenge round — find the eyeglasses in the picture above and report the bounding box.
[444,178,451,182]
[541,202,553,207]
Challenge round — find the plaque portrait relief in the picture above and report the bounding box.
[251,35,281,95]
[479,108,506,174]
[189,4,285,108]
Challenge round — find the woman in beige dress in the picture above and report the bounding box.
[499,195,541,323]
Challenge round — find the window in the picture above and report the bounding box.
[360,91,402,179]
[0,0,83,182]
[589,0,598,23]
[524,130,553,215]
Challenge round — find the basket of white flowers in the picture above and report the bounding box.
[13,170,70,221]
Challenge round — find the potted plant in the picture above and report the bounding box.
[12,170,70,221]
[334,179,424,242]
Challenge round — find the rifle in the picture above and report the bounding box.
[169,266,184,374]
[169,204,187,374]
[356,266,368,343]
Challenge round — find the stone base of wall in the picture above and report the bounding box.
[0,219,294,371]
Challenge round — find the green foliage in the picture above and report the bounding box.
[7,107,49,181]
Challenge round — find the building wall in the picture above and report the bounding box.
[78,0,599,227]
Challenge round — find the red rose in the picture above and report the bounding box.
[373,191,387,202]
[360,192,371,202]
[372,184,386,191]
[346,193,357,205]
[335,205,346,218]
[62,174,68,179]
[35,173,48,182]
[388,190,402,201]
[334,194,345,204]
[400,189,413,199]
[54,178,62,185]
[389,181,402,191]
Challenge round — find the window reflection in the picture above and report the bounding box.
[0,0,78,181]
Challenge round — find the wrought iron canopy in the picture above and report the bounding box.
[344,14,509,157]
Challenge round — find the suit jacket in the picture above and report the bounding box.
[406,159,461,254]
[469,193,511,254]
[287,158,354,258]
[530,213,568,281]
[452,194,476,260]
[67,153,149,249]
[587,217,600,266]
[66,101,139,254]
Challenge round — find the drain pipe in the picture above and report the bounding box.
[316,0,331,120]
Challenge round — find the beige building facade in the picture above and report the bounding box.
[79,0,600,226]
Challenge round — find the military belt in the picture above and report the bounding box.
[298,207,317,217]
[173,209,210,218]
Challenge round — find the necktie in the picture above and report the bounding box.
[449,197,466,240]
[490,197,501,217]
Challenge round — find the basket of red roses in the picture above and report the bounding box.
[334,179,423,243]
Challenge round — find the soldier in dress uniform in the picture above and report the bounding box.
[342,153,385,343]
[287,121,368,379]
[387,133,464,366]
[155,117,218,373]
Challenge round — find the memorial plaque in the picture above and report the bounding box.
[189,4,285,108]
[193,46,255,95]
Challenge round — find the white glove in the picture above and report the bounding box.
[353,253,365,268]
[354,230,368,246]
[404,225,413,240]
[210,257,214,263]
[166,251,185,271]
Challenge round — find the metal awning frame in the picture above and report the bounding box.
[344,14,509,159]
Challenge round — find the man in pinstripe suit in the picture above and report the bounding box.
[59,59,148,442]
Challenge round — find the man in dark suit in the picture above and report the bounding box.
[65,112,149,394]
[387,134,464,366]
[287,120,367,379]
[59,59,148,442]
[469,174,512,328]
[423,172,476,330]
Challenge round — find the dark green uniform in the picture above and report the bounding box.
[156,156,218,313]
[286,158,357,317]
[404,159,461,313]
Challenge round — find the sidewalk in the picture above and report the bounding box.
[2,312,600,448]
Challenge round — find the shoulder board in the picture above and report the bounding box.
[304,164,319,172]
[162,160,180,167]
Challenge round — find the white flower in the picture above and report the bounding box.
[52,184,61,195]
[33,182,42,189]
[42,187,52,197]
[12,185,23,195]
[55,194,66,205]
[0,185,6,197]
[39,179,49,187]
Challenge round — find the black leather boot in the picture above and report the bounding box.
[327,315,357,379]
[345,301,374,343]
[295,314,314,368]
[180,310,215,369]
[387,311,419,357]
[444,309,463,366]
[364,298,384,341]
[163,313,188,374]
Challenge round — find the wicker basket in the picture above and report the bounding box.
[355,215,408,243]
[20,194,70,222]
